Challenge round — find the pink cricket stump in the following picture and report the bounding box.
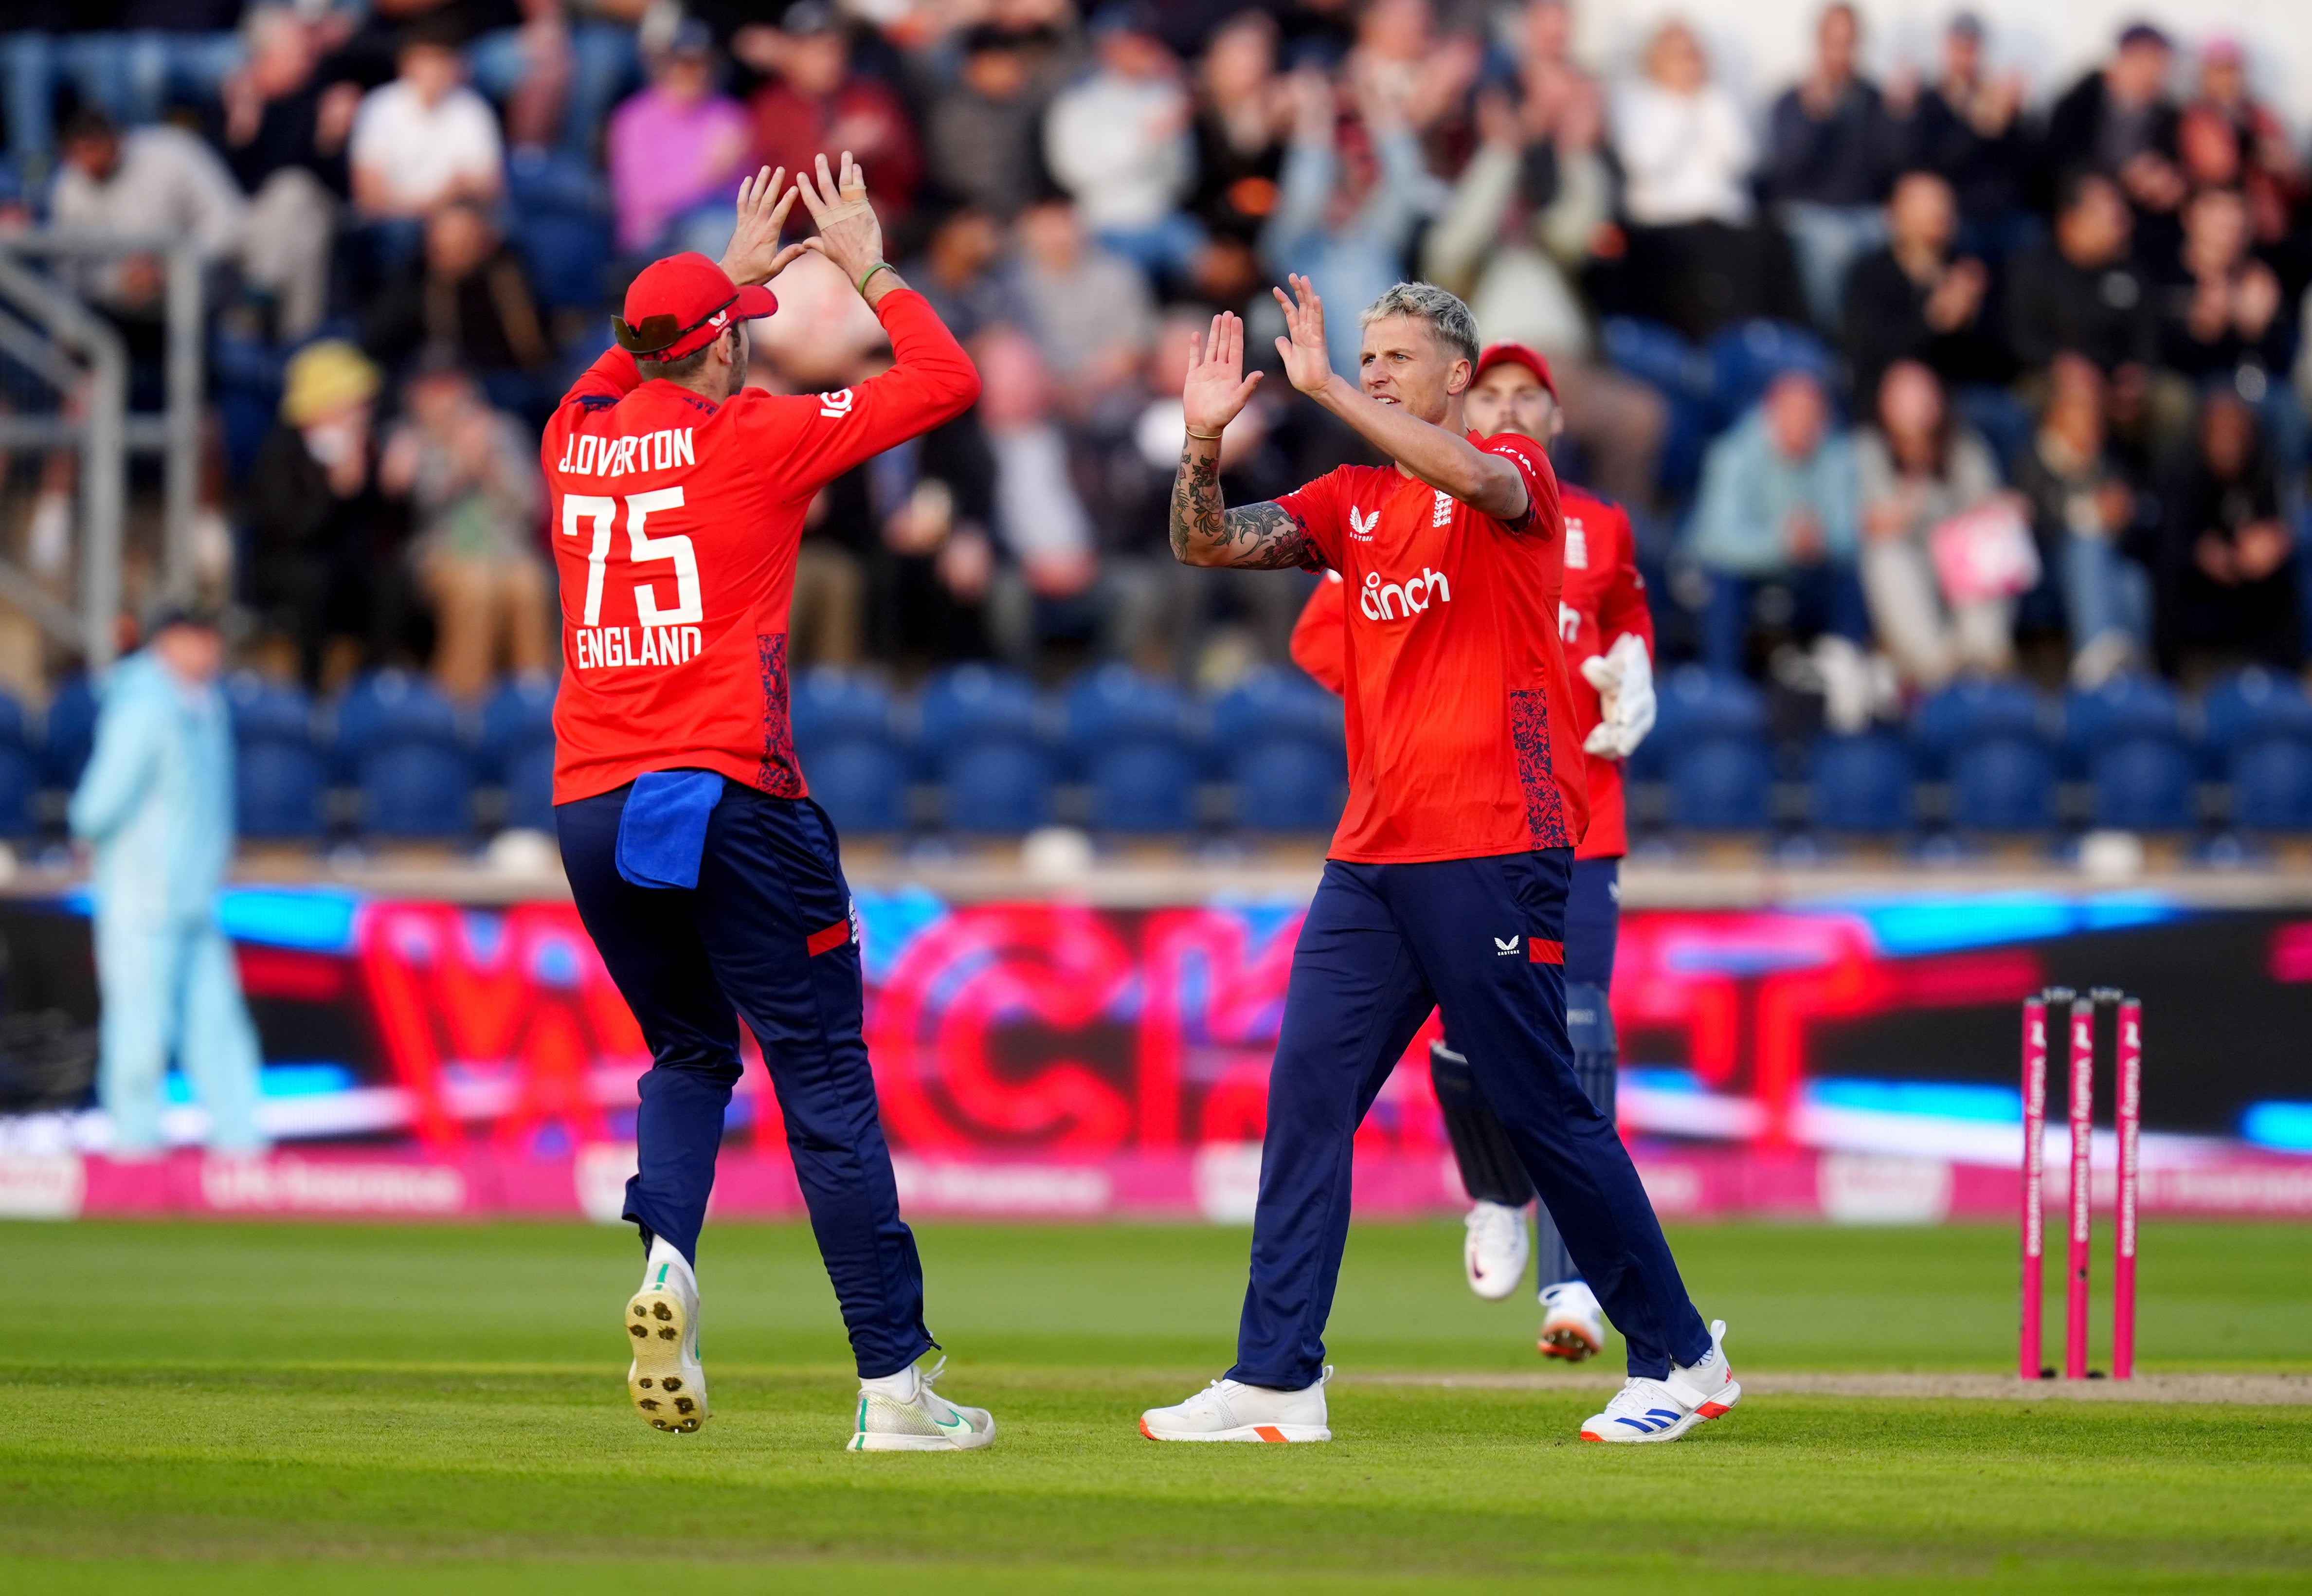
[2113,998,2142,1380]
[2065,997,2096,1379]
[2018,997,2048,1380]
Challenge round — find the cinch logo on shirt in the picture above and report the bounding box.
[556,427,697,480]
[1558,602,1580,643]
[1358,567,1452,621]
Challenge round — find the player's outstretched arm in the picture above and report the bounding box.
[1169,311,1313,569]
[1273,275,1529,524]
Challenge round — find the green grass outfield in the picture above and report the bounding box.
[1,1218,2308,1593]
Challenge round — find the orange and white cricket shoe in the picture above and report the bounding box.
[1139,1366,1333,1442]
[1537,1279,1607,1361]
[1578,1319,1740,1443]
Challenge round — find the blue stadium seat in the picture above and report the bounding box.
[334,671,472,839]
[1666,739,1773,830]
[1948,740,2059,832]
[1062,665,1194,761]
[2064,677,2198,832]
[805,740,912,835]
[478,673,557,833]
[1211,667,1342,756]
[1211,668,1346,833]
[1915,680,2059,833]
[515,212,614,315]
[41,673,97,792]
[916,664,1046,770]
[791,667,898,757]
[1599,317,1717,495]
[1599,317,1713,404]
[1062,667,1202,832]
[2088,740,2197,831]
[2061,676,2191,773]
[941,742,1052,834]
[2230,740,2312,831]
[1636,664,1766,784]
[0,692,37,837]
[226,672,324,839]
[1912,679,2049,777]
[1705,320,1831,422]
[1807,731,1914,835]
[2203,667,2312,758]
[1229,740,1345,834]
[2204,668,2312,832]
[1086,743,1200,833]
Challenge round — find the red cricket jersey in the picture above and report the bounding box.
[1554,487,1653,859]
[1273,431,1589,863]
[1290,481,1650,860]
[542,289,979,804]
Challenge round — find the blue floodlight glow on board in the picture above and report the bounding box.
[1819,892,2181,957]
[2241,1102,2312,1154]
[1806,1079,2023,1123]
[216,889,363,954]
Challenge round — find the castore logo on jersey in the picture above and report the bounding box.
[1359,567,1452,621]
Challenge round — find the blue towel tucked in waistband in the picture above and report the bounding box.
[615,770,725,890]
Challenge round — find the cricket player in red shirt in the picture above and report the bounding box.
[1138,281,1734,1446]
[547,155,994,1450]
[1293,343,1660,1363]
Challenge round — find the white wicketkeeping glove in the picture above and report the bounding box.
[1580,632,1655,759]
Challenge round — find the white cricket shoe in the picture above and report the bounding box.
[1463,1200,1530,1301]
[1139,1366,1333,1442]
[625,1239,708,1433]
[1579,1318,1740,1443]
[1537,1279,1607,1362]
[848,1356,996,1451]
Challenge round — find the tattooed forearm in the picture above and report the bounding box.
[1169,444,1313,569]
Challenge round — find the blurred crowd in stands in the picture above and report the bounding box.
[4,0,2312,753]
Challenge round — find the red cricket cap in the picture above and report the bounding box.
[614,252,777,361]
[1474,341,1556,399]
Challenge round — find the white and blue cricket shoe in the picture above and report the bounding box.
[626,1239,709,1433]
[1139,1367,1333,1443]
[848,1357,997,1451]
[1464,1200,1530,1300]
[1579,1319,1740,1443]
[1537,1279,1607,1362]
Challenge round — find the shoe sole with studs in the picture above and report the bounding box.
[625,1285,708,1433]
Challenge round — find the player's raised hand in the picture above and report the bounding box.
[1182,310,1263,440]
[1273,274,1334,396]
[794,151,886,293]
[717,166,816,288]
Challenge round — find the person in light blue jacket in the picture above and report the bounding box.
[1684,368,1871,672]
[68,611,265,1156]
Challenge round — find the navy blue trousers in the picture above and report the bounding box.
[557,780,932,1379]
[1536,856,1620,1289]
[1231,848,1708,1385]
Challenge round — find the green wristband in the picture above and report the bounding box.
[856,260,894,295]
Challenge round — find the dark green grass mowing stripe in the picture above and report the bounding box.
[1,1368,2307,1583]
[3,1218,2306,1373]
